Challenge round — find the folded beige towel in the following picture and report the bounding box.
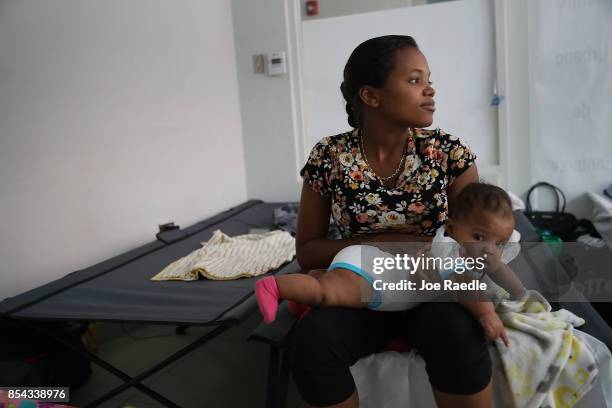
[151,229,295,281]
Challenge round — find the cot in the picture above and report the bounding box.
[0,200,298,408]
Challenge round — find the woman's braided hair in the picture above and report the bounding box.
[341,35,419,128]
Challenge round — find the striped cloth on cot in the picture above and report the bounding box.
[151,229,295,281]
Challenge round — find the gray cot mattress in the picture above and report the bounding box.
[0,200,300,325]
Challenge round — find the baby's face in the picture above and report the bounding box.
[447,209,515,261]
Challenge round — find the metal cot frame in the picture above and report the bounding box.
[1,200,299,408]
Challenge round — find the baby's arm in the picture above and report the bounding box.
[276,268,371,308]
[486,262,526,300]
[458,299,509,347]
[451,272,509,346]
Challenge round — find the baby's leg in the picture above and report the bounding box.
[256,244,384,322]
[277,268,371,308]
[286,269,323,317]
[255,268,372,323]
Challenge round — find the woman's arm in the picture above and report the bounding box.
[447,164,479,204]
[295,183,429,270]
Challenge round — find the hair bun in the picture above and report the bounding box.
[340,35,418,129]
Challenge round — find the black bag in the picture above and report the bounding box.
[525,182,578,241]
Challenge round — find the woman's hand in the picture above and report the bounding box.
[296,181,435,269]
[371,232,433,267]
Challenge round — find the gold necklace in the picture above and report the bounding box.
[360,129,408,182]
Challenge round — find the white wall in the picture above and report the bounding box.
[528,0,612,217]
[298,0,469,20]
[231,0,303,202]
[0,0,247,300]
[299,0,418,20]
[498,0,612,217]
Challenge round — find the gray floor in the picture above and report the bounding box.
[70,313,302,408]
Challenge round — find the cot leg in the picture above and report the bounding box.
[266,347,280,408]
[266,346,290,408]
[20,319,230,408]
[278,348,291,408]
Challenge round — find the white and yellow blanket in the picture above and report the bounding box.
[494,290,599,408]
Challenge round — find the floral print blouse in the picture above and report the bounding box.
[299,128,477,238]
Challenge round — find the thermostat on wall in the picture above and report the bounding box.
[266,51,287,76]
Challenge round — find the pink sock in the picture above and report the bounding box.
[255,276,280,324]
